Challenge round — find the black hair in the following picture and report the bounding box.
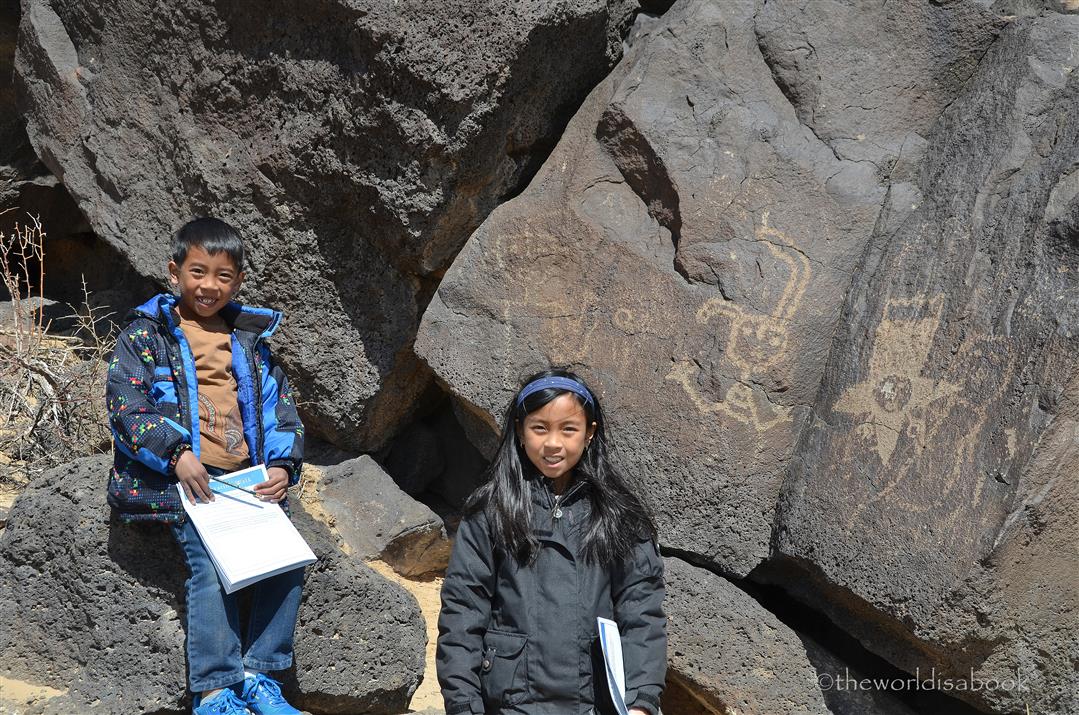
[464,368,657,566]
[171,217,245,271]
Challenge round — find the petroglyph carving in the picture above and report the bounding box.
[666,213,809,432]
[833,295,959,464]
[834,294,1012,530]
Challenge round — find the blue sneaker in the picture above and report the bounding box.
[193,689,250,715]
[241,673,301,715]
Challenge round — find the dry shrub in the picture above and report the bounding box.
[0,215,115,487]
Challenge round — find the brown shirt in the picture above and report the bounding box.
[177,311,250,470]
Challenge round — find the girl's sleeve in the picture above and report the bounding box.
[436,511,496,715]
[612,537,667,715]
[106,320,192,474]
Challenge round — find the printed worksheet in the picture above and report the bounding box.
[177,464,316,593]
[598,617,630,715]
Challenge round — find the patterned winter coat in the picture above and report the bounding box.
[106,293,304,522]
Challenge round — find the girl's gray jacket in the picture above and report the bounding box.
[436,477,666,715]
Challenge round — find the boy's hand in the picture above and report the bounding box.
[255,466,290,502]
[175,450,214,503]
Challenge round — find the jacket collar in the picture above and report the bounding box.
[528,473,589,510]
[131,293,282,339]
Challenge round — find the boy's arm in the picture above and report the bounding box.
[106,321,193,474]
[257,343,304,485]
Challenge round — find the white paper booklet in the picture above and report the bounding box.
[177,464,316,594]
[597,617,630,715]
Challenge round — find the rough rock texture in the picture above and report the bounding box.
[0,454,426,714]
[664,557,830,714]
[0,0,82,241]
[319,455,451,577]
[14,0,637,452]
[768,12,1079,715]
[416,1,1078,713]
[416,0,1001,577]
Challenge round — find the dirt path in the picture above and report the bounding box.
[368,560,445,714]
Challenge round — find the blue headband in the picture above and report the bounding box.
[516,376,594,409]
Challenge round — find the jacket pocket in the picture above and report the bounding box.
[480,628,528,707]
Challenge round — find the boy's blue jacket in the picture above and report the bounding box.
[106,293,304,522]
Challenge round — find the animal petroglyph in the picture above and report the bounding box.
[834,294,1012,531]
[833,296,959,464]
[666,212,808,433]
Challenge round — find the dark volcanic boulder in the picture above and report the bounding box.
[0,0,83,239]
[14,0,637,451]
[0,454,426,714]
[664,557,830,714]
[416,0,999,577]
[768,12,1079,715]
[318,455,451,577]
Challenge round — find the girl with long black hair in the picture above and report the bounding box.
[436,369,666,715]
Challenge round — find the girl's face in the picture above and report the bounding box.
[517,393,597,483]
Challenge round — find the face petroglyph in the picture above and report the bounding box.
[831,294,1014,533]
[874,374,914,413]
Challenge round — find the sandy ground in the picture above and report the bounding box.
[0,676,65,714]
[299,463,446,714]
[368,560,445,714]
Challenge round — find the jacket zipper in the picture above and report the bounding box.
[236,339,265,464]
[544,479,584,520]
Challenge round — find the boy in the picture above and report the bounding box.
[107,217,305,715]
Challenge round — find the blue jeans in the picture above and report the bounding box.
[171,469,304,692]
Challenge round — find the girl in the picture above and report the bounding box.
[437,369,666,715]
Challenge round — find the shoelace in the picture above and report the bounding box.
[202,689,248,715]
[252,674,287,705]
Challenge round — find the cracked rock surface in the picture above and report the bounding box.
[14,0,637,452]
[419,0,931,577]
[418,1,1079,713]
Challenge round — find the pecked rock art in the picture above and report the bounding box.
[667,213,807,435]
[418,0,888,577]
[828,293,1014,534]
[770,12,1079,715]
[832,296,956,466]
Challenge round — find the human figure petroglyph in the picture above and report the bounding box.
[666,212,809,433]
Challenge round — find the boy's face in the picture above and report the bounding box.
[168,245,244,319]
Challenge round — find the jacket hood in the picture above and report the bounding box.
[131,293,282,338]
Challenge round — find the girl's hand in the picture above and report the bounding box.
[175,449,214,503]
[255,467,290,502]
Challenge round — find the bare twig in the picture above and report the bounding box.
[0,220,115,484]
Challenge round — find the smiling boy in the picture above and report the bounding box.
[106,217,305,715]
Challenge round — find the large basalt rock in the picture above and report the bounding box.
[664,557,831,714]
[14,0,636,451]
[318,455,451,577]
[0,454,426,714]
[0,0,83,240]
[416,0,999,577]
[768,13,1079,715]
